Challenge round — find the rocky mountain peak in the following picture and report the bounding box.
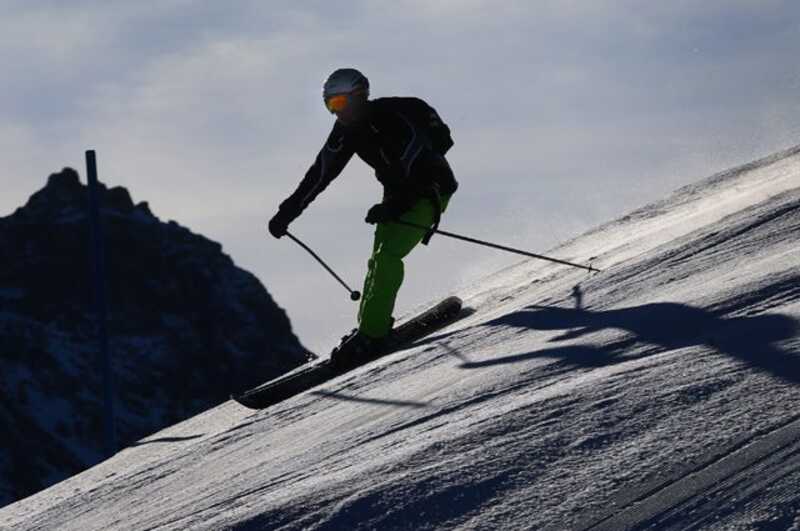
[14,168,155,224]
[0,167,313,507]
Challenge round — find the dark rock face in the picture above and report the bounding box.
[0,168,313,507]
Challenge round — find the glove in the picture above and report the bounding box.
[365,203,397,224]
[268,210,292,238]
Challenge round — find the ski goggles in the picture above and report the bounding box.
[324,93,349,114]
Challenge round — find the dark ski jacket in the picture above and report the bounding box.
[277,97,457,223]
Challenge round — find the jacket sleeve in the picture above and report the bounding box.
[278,124,354,221]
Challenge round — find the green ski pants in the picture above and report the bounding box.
[358,195,451,338]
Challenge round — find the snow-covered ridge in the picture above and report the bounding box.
[2,146,799,530]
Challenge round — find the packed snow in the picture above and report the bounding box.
[2,145,800,530]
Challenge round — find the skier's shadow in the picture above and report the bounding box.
[467,303,800,384]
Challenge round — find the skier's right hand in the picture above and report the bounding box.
[268,210,291,239]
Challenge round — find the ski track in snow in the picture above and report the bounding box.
[2,146,800,530]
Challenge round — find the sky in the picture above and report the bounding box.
[2,1,800,354]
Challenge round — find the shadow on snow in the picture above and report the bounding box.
[462,302,800,384]
[130,434,205,446]
[310,389,428,409]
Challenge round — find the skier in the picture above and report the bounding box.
[268,68,458,364]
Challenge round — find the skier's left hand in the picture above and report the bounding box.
[268,210,291,238]
[365,203,396,224]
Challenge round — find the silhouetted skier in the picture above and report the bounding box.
[268,68,458,364]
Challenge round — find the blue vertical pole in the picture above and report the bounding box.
[85,150,116,456]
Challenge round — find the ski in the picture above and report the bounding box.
[232,296,466,410]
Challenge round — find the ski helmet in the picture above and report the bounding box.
[322,68,369,104]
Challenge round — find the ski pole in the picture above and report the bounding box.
[395,221,601,273]
[285,231,361,301]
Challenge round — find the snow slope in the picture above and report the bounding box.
[2,145,800,530]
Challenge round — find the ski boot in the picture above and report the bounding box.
[330,328,388,370]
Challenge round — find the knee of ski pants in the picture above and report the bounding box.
[367,248,404,274]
